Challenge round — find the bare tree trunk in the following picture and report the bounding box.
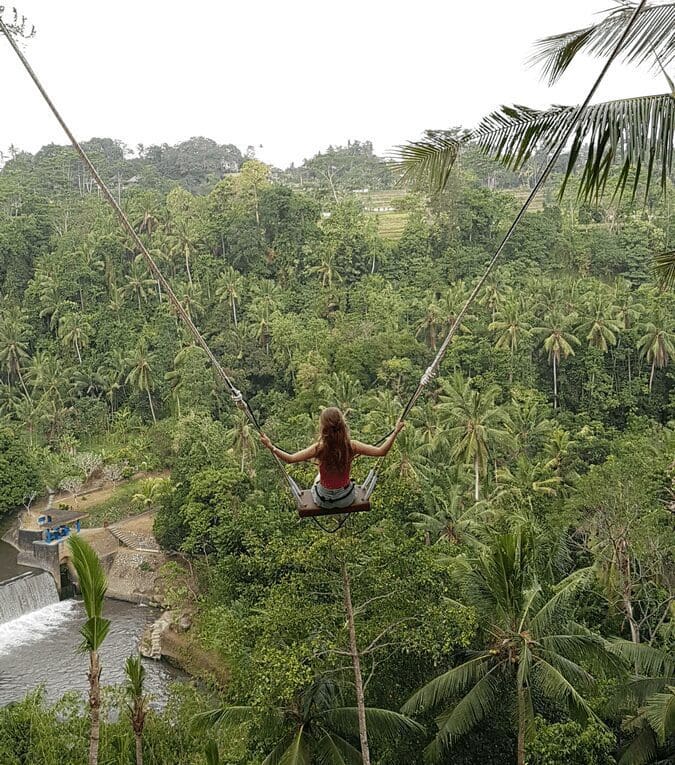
[474,454,480,502]
[517,686,526,765]
[553,356,558,410]
[341,562,371,765]
[147,390,157,424]
[185,244,193,286]
[649,360,655,393]
[89,651,101,765]
[617,539,640,643]
[135,733,144,765]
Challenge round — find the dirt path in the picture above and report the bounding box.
[23,470,170,530]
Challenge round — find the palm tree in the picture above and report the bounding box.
[68,534,111,765]
[123,258,156,311]
[607,641,675,764]
[126,345,158,423]
[215,266,244,328]
[504,391,555,459]
[58,312,92,364]
[397,4,675,282]
[637,306,675,392]
[226,412,258,474]
[579,292,621,354]
[196,678,422,765]
[124,654,149,765]
[437,373,510,500]
[176,282,205,323]
[318,371,363,418]
[535,313,581,409]
[309,250,343,289]
[0,313,31,396]
[410,485,486,546]
[494,456,563,510]
[132,477,170,511]
[403,530,622,765]
[415,297,443,350]
[489,294,532,383]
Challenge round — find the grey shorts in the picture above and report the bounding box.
[311,476,356,509]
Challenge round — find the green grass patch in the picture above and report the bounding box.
[80,479,148,528]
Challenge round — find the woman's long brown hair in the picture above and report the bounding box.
[316,407,352,473]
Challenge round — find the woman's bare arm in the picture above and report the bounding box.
[351,422,404,458]
[260,434,318,464]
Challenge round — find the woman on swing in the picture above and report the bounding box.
[260,407,404,509]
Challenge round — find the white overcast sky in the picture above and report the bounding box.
[0,1,666,168]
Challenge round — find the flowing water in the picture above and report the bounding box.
[0,520,185,707]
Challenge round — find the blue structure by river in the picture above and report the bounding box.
[0,523,185,707]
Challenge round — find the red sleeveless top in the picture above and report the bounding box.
[318,455,353,489]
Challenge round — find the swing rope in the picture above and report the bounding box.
[362,0,648,496]
[0,16,302,502]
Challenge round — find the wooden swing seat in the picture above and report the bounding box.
[296,485,371,518]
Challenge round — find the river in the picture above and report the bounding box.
[0,522,184,708]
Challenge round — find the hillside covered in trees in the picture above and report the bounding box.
[0,128,673,765]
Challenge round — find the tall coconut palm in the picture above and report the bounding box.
[403,530,622,765]
[196,677,422,765]
[309,249,343,289]
[124,654,149,765]
[226,412,258,474]
[437,373,511,500]
[68,534,110,765]
[215,266,244,328]
[318,371,363,418]
[123,258,156,311]
[126,345,157,423]
[637,306,675,392]
[58,312,92,365]
[579,292,622,354]
[0,313,32,396]
[489,294,532,383]
[534,313,581,409]
[415,297,443,351]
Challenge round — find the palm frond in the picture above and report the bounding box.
[476,94,675,202]
[278,728,311,765]
[193,705,257,730]
[402,654,492,714]
[430,666,502,750]
[655,250,675,288]
[644,686,675,743]
[529,3,675,85]
[124,654,145,698]
[531,657,599,724]
[539,631,625,676]
[204,740,220,765]
[394,131,467,192]
[262,735,296,765]
[530,567,594,636]
[607,640,675,677]
[322,707,424,743]
[68,534,107,619]
[315,734,362,765]
[79,616,110,653]
[618,724,659,765]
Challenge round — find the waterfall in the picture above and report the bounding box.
[0,572,59,624]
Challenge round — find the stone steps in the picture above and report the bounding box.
[108,525,160,553]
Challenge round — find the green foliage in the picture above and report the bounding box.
[0,428,41,515]
[0,124,674,765]
[527,717,616,765]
